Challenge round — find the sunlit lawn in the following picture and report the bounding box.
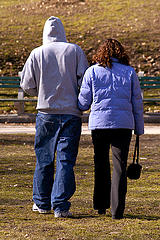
[0,133,159,239]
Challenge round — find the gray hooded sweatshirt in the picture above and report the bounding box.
[20,16,88,116]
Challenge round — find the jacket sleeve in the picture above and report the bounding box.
[20,51,38,96]
[131,69,144,135]
[76,46,89,87]
[78,69,93,111]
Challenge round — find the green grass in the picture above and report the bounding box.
[0,0,160,76]
[0,133,160,239]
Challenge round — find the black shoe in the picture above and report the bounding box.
[98,209,106,214]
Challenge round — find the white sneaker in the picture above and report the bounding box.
[54,210,72,218]
[32,203,51,214]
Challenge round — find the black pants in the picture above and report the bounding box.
[92,129,132,218]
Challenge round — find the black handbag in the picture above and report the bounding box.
[127,135,142,180]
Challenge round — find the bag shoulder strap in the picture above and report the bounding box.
[133,135,139,164]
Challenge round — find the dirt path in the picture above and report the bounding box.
[0,124,160,135]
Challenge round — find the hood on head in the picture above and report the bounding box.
[43,16,67,45]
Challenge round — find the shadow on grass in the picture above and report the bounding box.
[125,214,160,221]
[0,169,34,175]
[0,198,31,206]
[0,139,34,146]
[70,215,98,219]
[64,213,160,220]
[71,214,160,221]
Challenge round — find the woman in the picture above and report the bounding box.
[78,39,144,219]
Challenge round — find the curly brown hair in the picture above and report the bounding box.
[92,39,130,68]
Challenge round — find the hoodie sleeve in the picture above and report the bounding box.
[20,51,38,96]
[76,46,89,87]
[131,69,144,135]
[78,68,93,111]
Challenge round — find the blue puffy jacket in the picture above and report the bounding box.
[78,59,144,135]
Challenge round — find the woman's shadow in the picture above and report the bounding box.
[70,213,160,220]
[125,214,160,221]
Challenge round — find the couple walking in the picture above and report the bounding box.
[20,16,144,219]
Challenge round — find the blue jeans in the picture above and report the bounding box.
[33,113,81,212]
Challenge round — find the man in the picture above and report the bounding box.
[20,16,88,218]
